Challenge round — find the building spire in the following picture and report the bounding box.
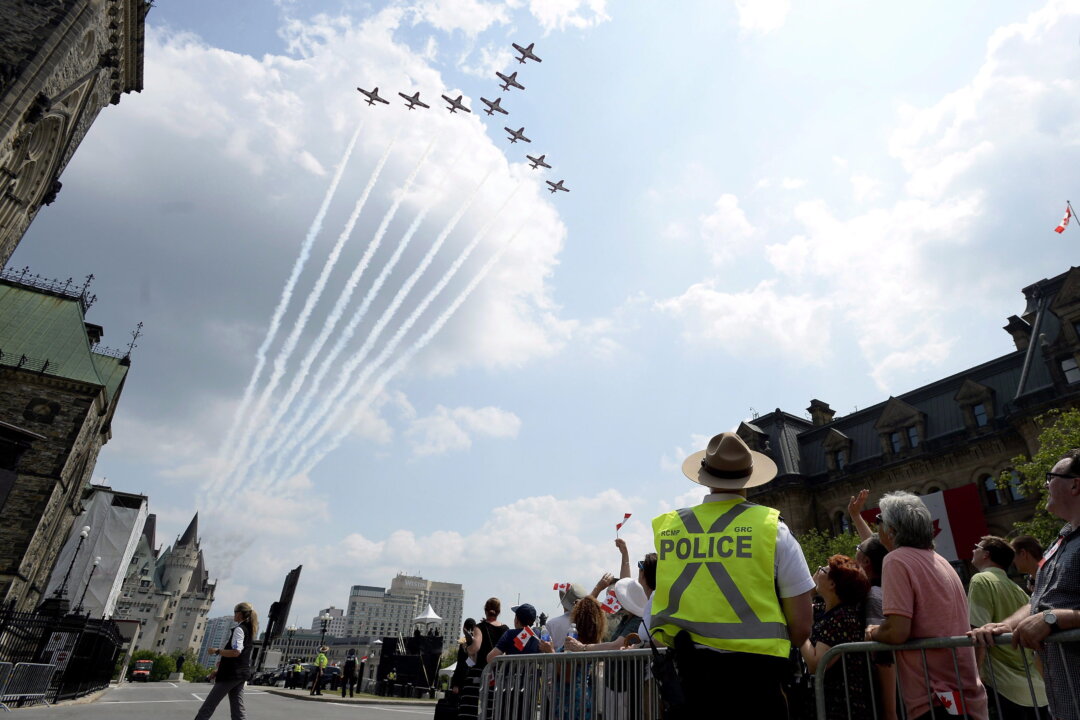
[178,513,198,546]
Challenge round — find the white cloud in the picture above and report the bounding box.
[780,177,805,190]
[656,280,835,363]
[457,43,515,78]
[850,174,881,203]
[698,193,755,266]
[410,0,510,36]
[407,404,522,456]
[733,0,791,35]
[518,0,611,32]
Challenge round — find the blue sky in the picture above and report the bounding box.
[14,0,1080,629]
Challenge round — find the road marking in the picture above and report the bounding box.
[191,692,203,701]
[101,700,195,704]
[168,682,177,688]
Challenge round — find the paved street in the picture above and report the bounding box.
[14,683,436,719]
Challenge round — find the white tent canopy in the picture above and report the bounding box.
[414,604,442,624]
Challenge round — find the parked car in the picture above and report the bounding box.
[252,667,288,686]
[307,665,341,690]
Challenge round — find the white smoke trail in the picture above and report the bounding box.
[298,221,528,476]
[227,134,436,494]
[265,170,495,480]
[210,118,364,491]
[271,181,523,487]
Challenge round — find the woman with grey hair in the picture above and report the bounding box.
[865,492,988,720]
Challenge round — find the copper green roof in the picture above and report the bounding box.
[0,280,127,398]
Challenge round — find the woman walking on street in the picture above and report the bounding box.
[194,602,258,720]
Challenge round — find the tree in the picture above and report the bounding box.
[182,658,210,682]
[1005,407,1080,547]
[796,527,862,573]
[128,650,176,682]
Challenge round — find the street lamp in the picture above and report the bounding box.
[73,556,100,615]
[318,612,332,648]
[284,625,296,661]
[54,525,91,600]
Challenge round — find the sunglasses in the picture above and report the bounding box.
[1046,472,1079,487]
[637,560,645,570]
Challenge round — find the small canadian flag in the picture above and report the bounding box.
[553,582,570,591]
[600,588,622,614]
[935,691,967,716]
[1055,204,1072,234]
[616,513,632,531]
[513,626,536,651]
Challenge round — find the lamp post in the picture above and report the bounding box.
[284,626,296,662]
[54,525,91,600]
[318,612,331,649]
[73,556,100,615]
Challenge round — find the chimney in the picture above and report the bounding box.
[1003,315,1031,352]
[807,399,835,426]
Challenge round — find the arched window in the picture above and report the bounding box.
[925,485,942,495]
[1008,470,1025,501]
[982,474,1001,507]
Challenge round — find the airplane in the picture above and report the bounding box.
[546,180,569,194]
[512,42,542,64]
[504,126,531,144]
[480,97,508,116]
[441,94,471,114]
[357,87,389,106]
[496,71,524,92]
[398,91,430,110]
[526,154,551,170]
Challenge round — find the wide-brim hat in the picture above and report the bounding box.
[682,432,777,490]
[613,578,647,618]
[558,583,588,612]
[319,645,329,652]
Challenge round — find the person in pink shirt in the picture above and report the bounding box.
[865,491,988,720]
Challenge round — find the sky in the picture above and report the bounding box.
[12,0,1080,632]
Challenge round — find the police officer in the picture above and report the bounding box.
[650,432,814,719]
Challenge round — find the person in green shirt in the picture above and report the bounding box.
[310,646,329,696]
[968,536,1047,720]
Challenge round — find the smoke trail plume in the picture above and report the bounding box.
[272,181,522,486]
[211,118,364,490]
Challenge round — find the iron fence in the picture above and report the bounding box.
[0,606,124,704]
[478,648,662,720]
[0,663,56,711]
[813,628,1080,720]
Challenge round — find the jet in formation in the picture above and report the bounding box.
[513,42,542,64]
[399,91,430,110]
[546,180,569,194]
[480,97,508,116]
[526,154,551,170]
[504,127,531,144]
[441,94,471,114]
[357,87,389,106]
[496,71,524,92]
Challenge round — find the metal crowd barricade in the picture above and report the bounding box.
[0,663,57,711]
[479,648,663,720]
[0,665,10,702]
[813,628,1080,720]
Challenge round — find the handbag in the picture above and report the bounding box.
[646,628,687,716]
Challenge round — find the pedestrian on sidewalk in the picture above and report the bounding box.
[310,646,328,695]
[193,602,258,720]
[341,649,358,698]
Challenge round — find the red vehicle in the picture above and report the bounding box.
[132,659,153,682]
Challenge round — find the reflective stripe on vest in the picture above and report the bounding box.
[650,500,789,657]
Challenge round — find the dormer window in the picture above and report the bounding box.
[890,432,902,453]
[835,449,847,470]
[906,426,920,448]
[973,403,988,427]
[1062,357,1080,384]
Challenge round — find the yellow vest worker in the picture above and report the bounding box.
[650,431,813,720]
[651,498,789,658]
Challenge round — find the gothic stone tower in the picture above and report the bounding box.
[0,0,149,265]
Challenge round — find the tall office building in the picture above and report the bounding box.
[197,615,234,668]
[309,606,347,638]
[345,574,463,641]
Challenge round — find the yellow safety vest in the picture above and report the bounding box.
[315,653,328,668]
[650,499,790,658]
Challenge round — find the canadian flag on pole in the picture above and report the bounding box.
[861,484,988,562]
[616,513,632,531]
[553,582,570,591]
[513,626,536,651]
[934,691,967,716]
[600,588,622,614]
[1055,204,1072,233]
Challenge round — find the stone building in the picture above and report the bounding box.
[0,271,130,612]
[113,513,217,656]
[345,573,464,642]
[1,0,149,264]
[743,267,1080,550]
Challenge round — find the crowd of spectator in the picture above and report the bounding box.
[444,437,1079,720]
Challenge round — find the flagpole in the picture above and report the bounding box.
[1069,201,1076,231]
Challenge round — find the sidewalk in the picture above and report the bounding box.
[262,687,437,707]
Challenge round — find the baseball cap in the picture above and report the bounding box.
[512,603,537,626]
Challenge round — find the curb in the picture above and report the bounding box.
[261,688,436,707]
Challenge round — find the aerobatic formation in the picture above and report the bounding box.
[355,40,568,196]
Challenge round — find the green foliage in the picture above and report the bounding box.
[1004,407,1080,547]
[182,658,210,682]
[797,527,863,573]
[438,648,457,670]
